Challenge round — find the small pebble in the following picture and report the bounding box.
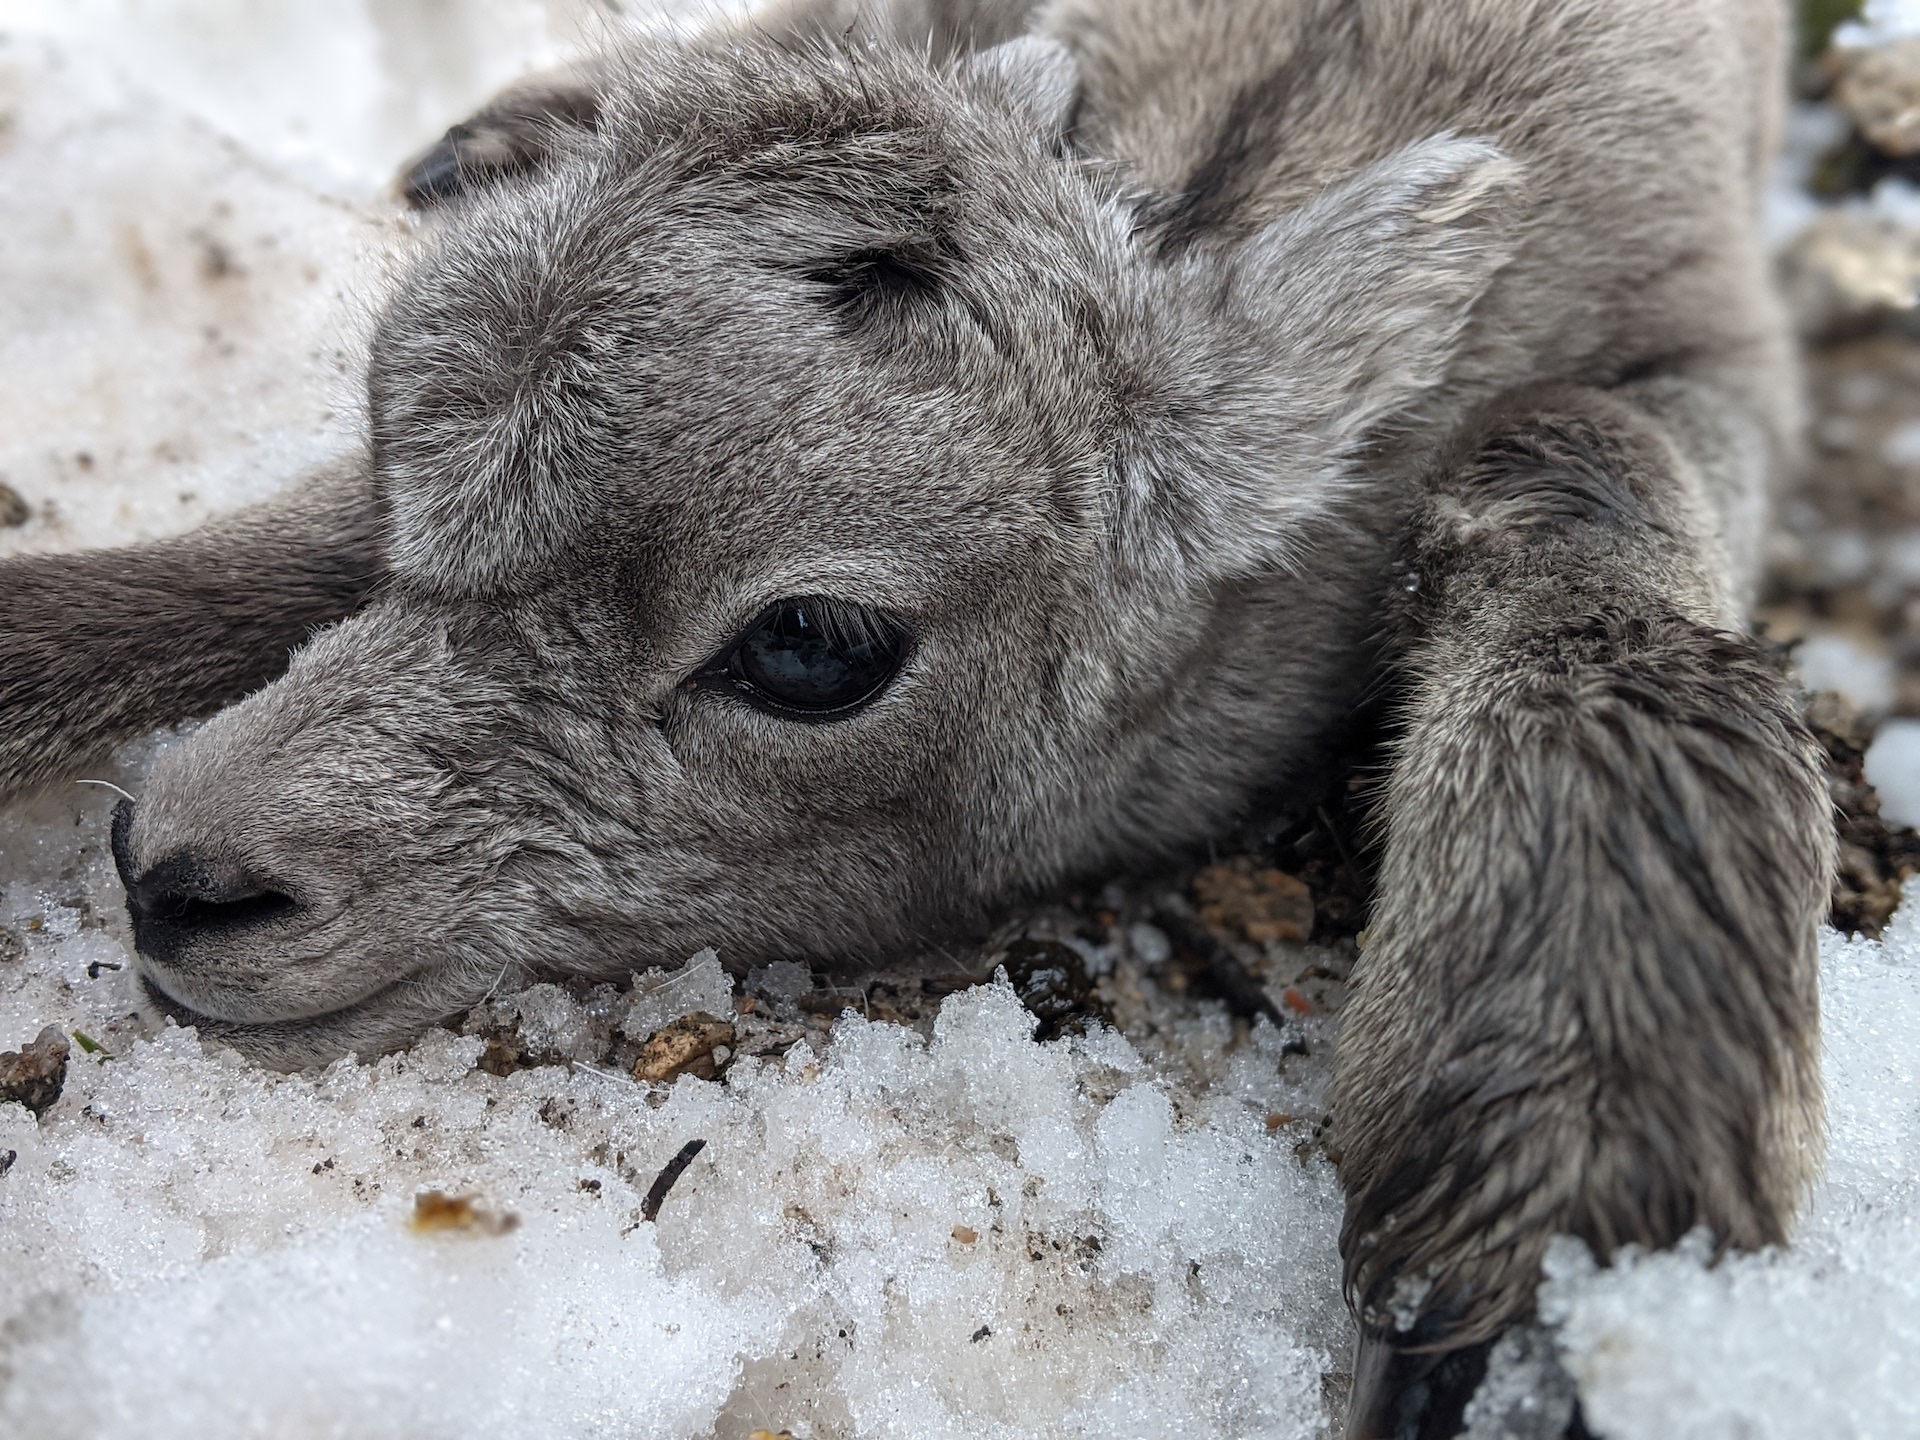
[0,1026,70,1116]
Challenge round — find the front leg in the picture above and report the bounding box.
[1337,387,1831,1435]
[0,460,384,802]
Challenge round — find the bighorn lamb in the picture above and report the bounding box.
[0,1,1828,1434]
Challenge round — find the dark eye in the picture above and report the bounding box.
[702,599,905,719]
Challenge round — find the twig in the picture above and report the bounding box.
[641,1138,706,1222]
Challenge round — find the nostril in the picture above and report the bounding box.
[124,849,298,939]
[138,878,298,929]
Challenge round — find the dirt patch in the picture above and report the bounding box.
[1808,691,1920,936]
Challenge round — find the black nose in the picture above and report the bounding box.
[112,800,298,962]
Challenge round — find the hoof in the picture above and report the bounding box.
[1344,1327,1590,1439]
[400,133,472,208]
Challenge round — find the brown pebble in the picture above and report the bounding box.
[1193,858,1315,945]
[477,1033,521,1077]
[952,1225,979,1244]
[409,1188,518,1237]
[632,1013,735,1083]
[1190,856,1313,948]
[0,1026,70,1116]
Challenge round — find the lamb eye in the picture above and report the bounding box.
[715,599,904,718]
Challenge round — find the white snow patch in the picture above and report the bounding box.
[1795,631,1899,714]
[0,28,387,556]
[0,950,1346,1439]
[1867,719,1920,828]
[0,0,602,195]
[1836,0,1920,49]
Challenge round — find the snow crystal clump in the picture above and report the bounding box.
[624,948,737,1040]
[1460,1326,1578,1440]
[0,978,1345,1440]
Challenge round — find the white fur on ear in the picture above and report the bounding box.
[961,35,1079,137]
[1229,134,1525,448]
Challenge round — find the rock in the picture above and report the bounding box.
[0,480,27,527]
[1837,37,1920,158]
[997,938,1111,1041]
[1192,857,1315,945]
[408,1189,518,1237]
[0,1026,70,1116]
[1780,211,1920,336]
[632,1012,735,1083]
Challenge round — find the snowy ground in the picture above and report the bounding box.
[1,5,1918,1438]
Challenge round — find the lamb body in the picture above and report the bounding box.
[0,2,1830,1435]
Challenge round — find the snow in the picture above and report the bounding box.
[1836,0,1920,49]
[0,852,1349,1438]
[2,4,1919,1438]
[1793,631,1898,715]
[1867,719,1920,826]
[0,0,592,192]
[0,24,377,556]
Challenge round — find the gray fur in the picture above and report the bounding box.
[0,461,384,795]
[0,1,1826,1432]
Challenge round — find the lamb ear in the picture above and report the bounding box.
[960,35,1078,137]
[1224,134,1524,448]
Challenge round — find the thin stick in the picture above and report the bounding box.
[641,1138,706,1222]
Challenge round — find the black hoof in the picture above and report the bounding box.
[1346,1330,1494,1439]
[1344,1326,1590,1439]
[396,85,599,209]
[400,133,473,208]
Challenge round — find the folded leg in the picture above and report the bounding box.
[1338,383,1830,1436]
[0,461,384,801]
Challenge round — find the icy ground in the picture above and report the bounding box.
[1,4,1918,1438]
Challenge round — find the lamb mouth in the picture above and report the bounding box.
[135,968,447,1061]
